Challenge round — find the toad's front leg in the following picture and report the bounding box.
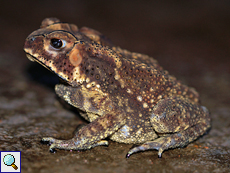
[42,111,126,152]
[42,84,126,152]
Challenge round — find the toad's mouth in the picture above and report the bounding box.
[25,53,52,72]
[25,53,70,85]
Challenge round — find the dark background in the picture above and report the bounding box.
[0,1,230,172]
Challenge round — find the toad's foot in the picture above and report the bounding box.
[126,135,173,158]
[41,137,108,152]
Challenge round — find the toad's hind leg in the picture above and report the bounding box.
[127,96,211,158]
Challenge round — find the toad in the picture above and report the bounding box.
[24,18,211,157]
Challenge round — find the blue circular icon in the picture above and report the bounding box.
[3,154,18,170]
[3,154,15,166]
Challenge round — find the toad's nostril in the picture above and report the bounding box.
[30,37,36,42]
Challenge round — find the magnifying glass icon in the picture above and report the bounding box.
[3,154,18,170]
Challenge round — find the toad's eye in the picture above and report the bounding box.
[50,38,66,49]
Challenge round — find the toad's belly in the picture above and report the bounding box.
[109,124,158,144]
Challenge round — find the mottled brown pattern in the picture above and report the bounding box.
[24,18,211,157]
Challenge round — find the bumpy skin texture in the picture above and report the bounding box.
[24,18,211,157]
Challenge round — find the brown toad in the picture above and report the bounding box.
[24,18,211,157]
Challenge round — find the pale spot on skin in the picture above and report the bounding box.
[86,84,91,88]
[126,107,134,113]
[189,94,193,98]
[79,78,85,84]
[120,83,125,88]
[157,95,162,100]
[194,98,199,103]
[114,68,125,89]
[120,125,130,137]
[136,128,143,135]
[166,87,171,91]
[63,91,71,101]
[137,96,142,102]
[86,78,90,83]
[150,87,155,92]
[127,88,132,94]
[91,82,96,86]
[143,102,149,108]
[72,67,86,85]
[83,100,93,111]
[114,57,122,68]
[173,89,177,94]
[114,74,120,80]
